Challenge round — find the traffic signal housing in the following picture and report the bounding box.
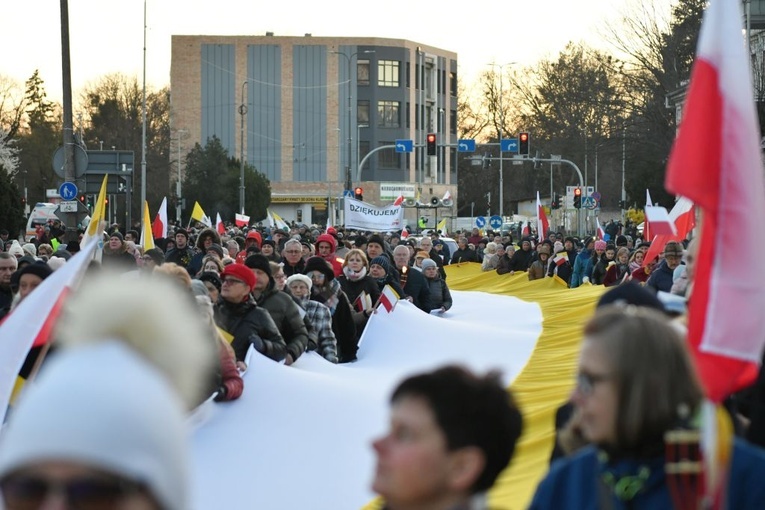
[551,193,559,210]
[573,187,582,209]
[354,187,364,201]
[426,133,437,156]
[519,132,530,155]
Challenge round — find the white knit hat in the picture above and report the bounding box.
[0,341,189,510]
[286,273,312,291]
[7,240,24,258]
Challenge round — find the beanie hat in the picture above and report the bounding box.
[221,263,257,292]
[246,230,262,247]
[110,231,124,242]
[553,241,564,253]
[175,228,188,239]
[421,258,437,270]
[616,235,628,247]
[370,255,390,272]
[303,256,335,281]
[8,241,24,258]
[354,236,368,248]
[286,273,313,291]
[198,271,222,292]
[537,244,551,256]
[144,248,165,266]
[18,261,53,281]
[207,243,224,259]
[594,240,607,251]
[0,341,190,510]
[597,281,665,313]
[244,254,273,277]
[261,239,276,249]
[367,234,385,249]
[21,243,37,258]
[47,257,67,271]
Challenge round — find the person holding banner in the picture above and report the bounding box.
[337,249,380,345]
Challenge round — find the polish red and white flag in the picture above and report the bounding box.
[216,213,225,235]
[665,0,765,403]
[536,191,548,243]
[393,194,405,206]
[152,197,168,239]
[235,213,250,227]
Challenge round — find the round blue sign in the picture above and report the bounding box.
[475,216,486,228]
[489,215,503,229]
[59,182,78,201]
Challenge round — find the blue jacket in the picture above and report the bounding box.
[529,440,765,509]
[646,260,677,293]
[571,249,592,288]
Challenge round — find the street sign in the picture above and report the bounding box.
[500,139,519,153]
[582,196,597,210]
[395,139,414,153]
[59,201,78,213]
[58,182,78,201]
[343,189,355,198]
[457,139,476,152]
[489,215,503,229]
[475,216,487,228]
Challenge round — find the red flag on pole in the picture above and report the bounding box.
[665,0,765,403]
[536,191,548,243]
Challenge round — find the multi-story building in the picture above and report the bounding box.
[171,34,458,226]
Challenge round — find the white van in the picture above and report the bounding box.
[25,203,59,241]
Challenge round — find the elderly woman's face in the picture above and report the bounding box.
[571,339,618,446]
[289,281,310,299]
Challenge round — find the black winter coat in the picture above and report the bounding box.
[256,286,310,361]
[214,297,287,362]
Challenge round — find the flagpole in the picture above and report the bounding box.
[140,0,148,232]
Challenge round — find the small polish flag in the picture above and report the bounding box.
[595,217,605,240]
[152,197,168,239]
[393,195,404,206]
[643,206,677,236]
[216,213,225,235]
[401,229,409,239]
[378,284,400,313]
[442,190,452,202]
[553,251,569,267]
[235,213,250,227]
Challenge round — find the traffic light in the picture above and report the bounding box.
[79,194,86,203]
[519,132,530,155]
[354,187,364,200]
[426,133,437,156]
[551,193,559,210]
[573,187,582,209]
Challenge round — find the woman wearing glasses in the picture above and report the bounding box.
[530,306,765,509]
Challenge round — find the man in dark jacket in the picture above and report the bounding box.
[280,239,306,277]
[246,254,309,365]
[450,237,477,264]
[509,238,535,272]
[213,263,287,362]
[647,241,683,293]
[165,228,195,269]
[393,245,433,313]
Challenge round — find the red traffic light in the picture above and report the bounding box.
[574,187,582,197]
[426,133,436,144]
[354,187,363,196]
[519,132,529,142]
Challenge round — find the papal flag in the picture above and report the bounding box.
[377,284,399,313]
[140,201,155,250]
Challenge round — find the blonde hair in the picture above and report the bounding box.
[583,306,703,454]
[154,263,193,290]
[342,248,369,269]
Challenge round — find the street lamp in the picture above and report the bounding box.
[487,62,516,218]
[332,49,374,191]
[239,80,249,215]
[357,124,368,177]
[175,129,186,222]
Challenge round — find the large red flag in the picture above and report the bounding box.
[152,197,168,239]
[665,0,765,403]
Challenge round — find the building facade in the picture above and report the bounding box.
[170,34,458,226]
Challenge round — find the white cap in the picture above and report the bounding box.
[0,341,189,510]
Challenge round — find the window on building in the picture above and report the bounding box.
[378,101,400,128]
[378,60,400,87]
[406,62,411,88]
[378,142,399,168]
[406,102,410,129]
[450,71,457,97]
[358,100,370,124]
[357,60,371,86]
[450,109,457,134]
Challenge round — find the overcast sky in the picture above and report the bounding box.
[5,0,661,101]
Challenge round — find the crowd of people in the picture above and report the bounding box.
[4,217,765,509]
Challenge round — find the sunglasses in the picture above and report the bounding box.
[575,371,612,396]
[0,474,144,510]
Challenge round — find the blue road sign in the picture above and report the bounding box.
[475,216,486,228]
[395,139,414,153]
[343,189,355,198]
[457,139,476,152]
[582,196,597,210]
[59,182,78,201]
[489,215,503,229]
[500,139,519,153]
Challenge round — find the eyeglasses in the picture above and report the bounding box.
[141,256,154,261]
[222,277,246,286]
[308,272,325,280]
[283,250,301,254]
[0,473,143,510]
[274,273,287,281]
[576,371,612,396]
